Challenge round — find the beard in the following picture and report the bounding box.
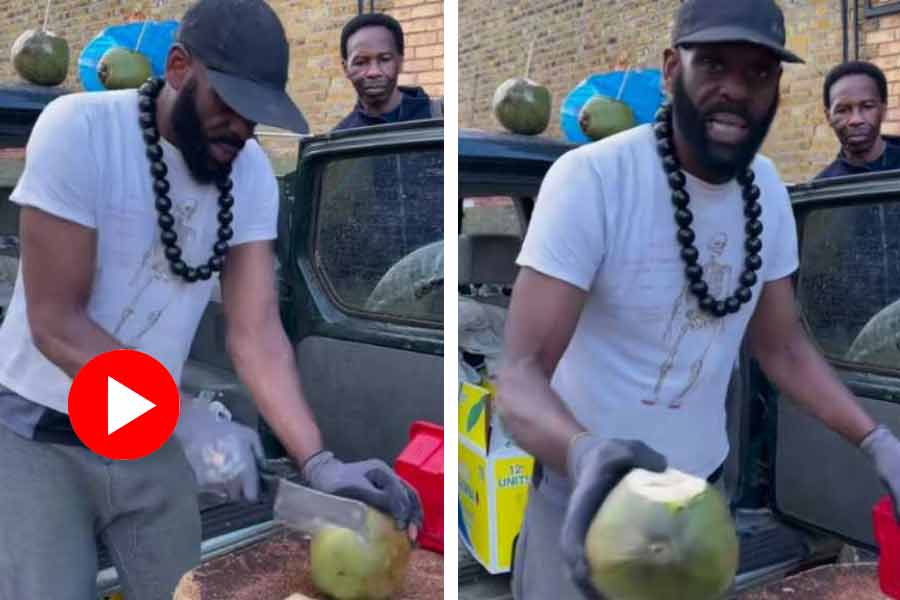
[671,74,778,180]
[172,79,241,185]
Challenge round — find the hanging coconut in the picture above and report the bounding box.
[578,95,636,141]
[585,468,739,600]
[11,0,69,87]
[11,29,69,86]
[492,77,552,136]
[491,38,552,136]
[97,46,151,90]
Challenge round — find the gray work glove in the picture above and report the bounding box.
[560,433,668,599]
[861,425,900,521]
[174,398,264,503]
[302,450,423,532]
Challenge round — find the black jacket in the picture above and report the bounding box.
[815,135,900,179]
[333,86,437,131]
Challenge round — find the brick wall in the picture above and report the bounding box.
[0,0,442,137]
[459,0,849,184]
[862,11,900,134]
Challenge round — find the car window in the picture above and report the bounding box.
[315,148,443,324]
[461,196,523,236]
[797,201,900,372]
[0,147,24,324]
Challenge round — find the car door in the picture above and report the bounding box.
[279,121,445,464]
[773,173,900,549]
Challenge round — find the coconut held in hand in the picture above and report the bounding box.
[578,95,636,141]
[585,468,739,600]
[11,29,69,86]
[310,508,412,600]
[492,77,552,136]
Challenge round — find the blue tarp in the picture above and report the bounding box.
[560,69,665,144]
[78,21,178,92]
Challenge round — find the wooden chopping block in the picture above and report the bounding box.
[734,563,888,600]
[172,526,443,600]
[175,582,318,600]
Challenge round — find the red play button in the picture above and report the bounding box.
[68,350,179,460]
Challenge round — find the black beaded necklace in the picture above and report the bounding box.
[654,101,763,318]
[138,77,233,283]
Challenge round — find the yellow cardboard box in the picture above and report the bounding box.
[458,381,534,574]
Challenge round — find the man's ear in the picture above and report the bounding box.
[396,54,404,75]
[341,59,350,78]
[165,44,193,90]
[823,91,834,124]
[662,47,679,96]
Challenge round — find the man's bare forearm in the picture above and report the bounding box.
[754,333,876,445]
[496,354,586,475]
[28,306,127,379]
[227,323,323,466]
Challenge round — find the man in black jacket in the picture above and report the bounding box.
[333,12,440,131]
[816,60,900,179]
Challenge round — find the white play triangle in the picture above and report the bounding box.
[107,376,156,435]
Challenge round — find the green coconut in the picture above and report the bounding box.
[10,29,69,86]
[585,468,739,600]
[578,95,636,141]
[98,47,151,90]
[492,77,552,136]
[310,508,412,600]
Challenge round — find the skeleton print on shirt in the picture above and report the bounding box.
[643,232,731,409]
[114,200,202,345]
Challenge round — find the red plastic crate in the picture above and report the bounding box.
[874,495,900,599]
[395,421,444,554]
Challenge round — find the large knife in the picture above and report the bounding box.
[272,477,370,541]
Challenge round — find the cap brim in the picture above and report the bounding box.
[677,25,805,64]
[206,69,309,134]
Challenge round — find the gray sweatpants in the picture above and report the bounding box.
[511,469,583,600]
[0,422,201,600]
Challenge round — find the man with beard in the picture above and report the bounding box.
[333,12,441,131]
[497,1,900,598]
[816,60,900,179]
[0,2,421,599]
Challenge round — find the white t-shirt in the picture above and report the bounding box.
[0,90,279,414]
[517,124,799,478]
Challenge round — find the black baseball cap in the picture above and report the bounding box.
[673,0,804,64]
[177,0,309,133]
